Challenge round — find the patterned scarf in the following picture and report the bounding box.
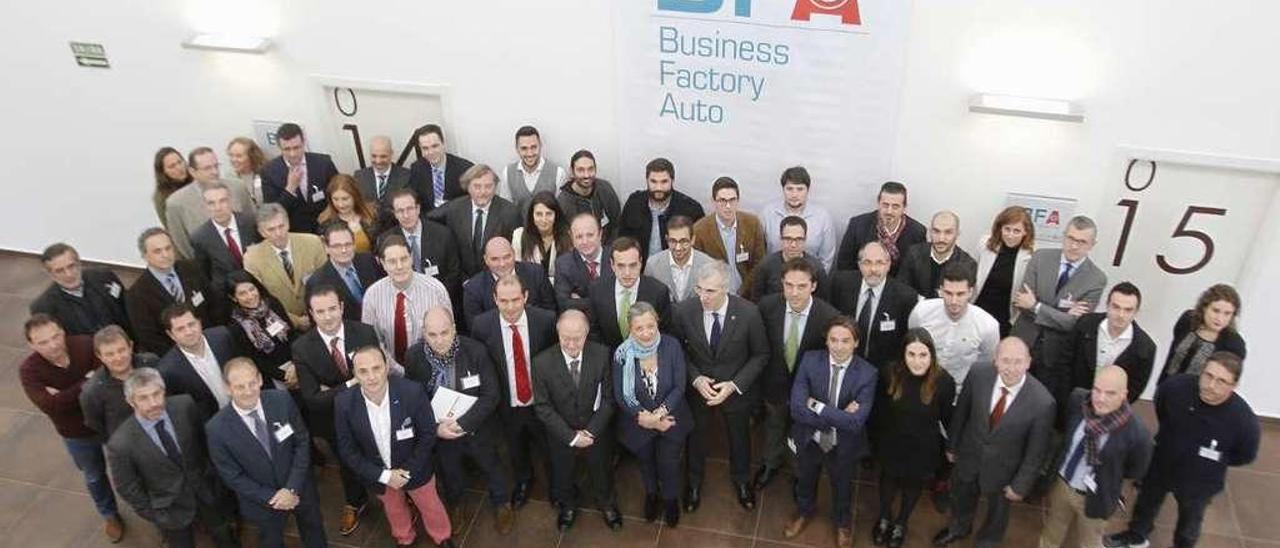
[1164,331,1215,378]
[614,334,662,409]
[1081,398,1132,466]
[423,337,460,395]
[876,216,907,262]
[231,302,287,354]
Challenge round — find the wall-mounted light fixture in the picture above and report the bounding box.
[181,33,271,53]
[968,93,1084,123]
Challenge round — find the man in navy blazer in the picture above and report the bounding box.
[334,345,456,548]
[306,223,385,321]
[462,237,557,332]
[406,124,474,212]
[156,304,238,418]
[587,237,671,349]
[782,317,877,547]
[206,358,327,548]
[261,123,339,234]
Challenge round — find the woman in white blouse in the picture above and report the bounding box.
[972,206,1035,337]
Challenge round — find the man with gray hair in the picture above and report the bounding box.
[243,203,327,328]
[189,181,260,310]
[165,147,253,259]
[426,163,522,276]
[897,210,977,299]
[126,227,214,354]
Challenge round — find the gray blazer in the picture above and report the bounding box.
[353,164,411,206]
[645,248,718,303]
[1011,248,1107,343]
[947,364,1055,495]
[164,179,253,259]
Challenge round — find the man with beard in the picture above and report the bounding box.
[616,158,704,263]
[557,149,622,243]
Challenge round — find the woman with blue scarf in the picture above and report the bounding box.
[612,301,692,528]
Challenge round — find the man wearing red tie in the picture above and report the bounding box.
[471,274,558,509]
[361,234,452,376]
[190,182,260,315]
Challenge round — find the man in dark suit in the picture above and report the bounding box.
[426,164,522,277]
[404,307,515,534]
[384,189,462,306]
[587,236,671,349]
[616,157,705,262]
[155,304,236,419]
[1059,282,1157,404]
[531,310,622,530]
[829,242,918,370]
[754,259,839,490]
[834,181,927,275]
[291,286,377,535]
[554,213,612,312]
[896,211,978,299]
[407,124,474,211]
[190,182,260,315]
[748,214,831,303]
[306,223,385,321]
[127,228,215,355]
[934,337,1055,547]
[107,368,237,548]
[260,123,339,234]
[471,274,558,508]
[31,242,129,337]
[206,358,327,548]
[782,317,877,548]
[353,135,411,216]
[333,346,456,548]
[1038,366,1152,548]
[671,261,769,511]
[462,237,557,331]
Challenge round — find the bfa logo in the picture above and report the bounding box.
[658,0,862,25]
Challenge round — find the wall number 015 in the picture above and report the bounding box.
[1112,160,1228,275]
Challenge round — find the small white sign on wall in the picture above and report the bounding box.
[252,120,288,158]
[1005,192,1077,245]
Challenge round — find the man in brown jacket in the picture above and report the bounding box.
[692,177,767,297]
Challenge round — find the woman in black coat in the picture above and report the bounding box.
[1161,283,1247,385]
[872,328,956,547]
[224,270,299,388]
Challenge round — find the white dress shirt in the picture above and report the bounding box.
[181,338,231,408]
[233,400,267,440]
[500,311,533,407]
[363,388,395,483]
[702,298,730,344]
[810,356,851,446]
[471,201,491,237]
[990,372,1028,414]
[213,217,242,251]
[1095,321,1134,370]
[669,255,694,299]
[856,281,883,318]
[907,299,1001,388]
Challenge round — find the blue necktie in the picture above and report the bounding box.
[156,418,182,466]
[250,409,272,457]
[165,273,183,302]
[343,266,364,302]
[1062,437,1087,481]
[1056,262,1074,294]
[709,311,722,352]
[432,166,445,203]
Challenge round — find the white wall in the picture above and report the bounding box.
[3,0,1278,414]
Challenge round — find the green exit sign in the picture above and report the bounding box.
[70,42,109,68]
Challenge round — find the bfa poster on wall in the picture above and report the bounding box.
[612,0,912,214]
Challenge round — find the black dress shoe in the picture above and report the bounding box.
[664,500,680,528]
[439,539,458,548]
[932,527,969,546]
[602,506,624,530]
[887,524,906,548]
[643,495,660,522]
[556,505,577,530]
[872,518,891,545]
[734,482,756,510]
[752,466,779,490]
[683,485,701,513]
[511,481,531,509]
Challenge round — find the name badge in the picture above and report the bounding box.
[273,423,294,442]
[787,438,797,455]
[345,378,359,388]
[106,282,122,298]
[266,321,287,337]
[1057,298,1075,309]
[424,265,440,277]
[600,212,610,227]
[395,427,415,441]
[879,320,896,331]
[190,291,205,307]
[735,251,750,263]
[1199,440,1222,462]
[311,189,325,202]
[461,374,480,389]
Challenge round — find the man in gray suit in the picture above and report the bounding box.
[189,182,259,310]
[934,337,1054,547]
[165,147,253,259]
[352,135,411,223]
[646,215,716,304]
[1011,215,1107,403]
[106,368,238,548]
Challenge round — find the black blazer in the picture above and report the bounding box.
[426,196,522,277]
[261,152,340,234]
[531,341,616,445]
[1058,389,1153,519]
[1062,313,1157,402]
[354,164,411,213]
[471,306,558,408]
[403,335,500,434]
[461,263,557,331]
[758,294,840,404]
[616,190,705,264]
[670,294,770,411]
[587,275,672,349]
[30,268,130,337]
[126,262,215,355]
[333,377,437,494]
[834,211,927,275]
[156,326,240,419]
[291,321,380,441]
[190,214,259,293]
[947,364,1055,495]
[206,389,315,521]
[747,252,831,303]
[553,247,613,313]
[828,270,918,369]
[304,254,386,321]
[895,242,978,299]
[407,153,474,212]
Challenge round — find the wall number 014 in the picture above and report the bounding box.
[1112,159,1228,275]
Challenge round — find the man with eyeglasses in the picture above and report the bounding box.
[829,242,917,371]
[1104,352,1259,548]
[165,147,253,259]
[692,177,766,296]
[385,189,461,306]
[646,216,716,303]
[748,215,830,303]
[306,223,385,321]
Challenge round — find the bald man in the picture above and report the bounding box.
[1039,366,1152,548]
[935,337,1055,547]
[353,135,411,213]
[461,237,557,331]
[897,211,977,299]
[829,242,918,370]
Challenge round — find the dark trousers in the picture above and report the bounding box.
[63,436,119,518]
[949,475,1012,546]
[794,440,855,528]
[317,432,369,508]
[878,470,924,524]
[687,396,752,486]
[502,406,549,487]
[761,400,795,472]
[632,435,685,501]
[547,431,616,510]
[160,497,238,548]
[250,498,328,548]
[1129,469,1212,548]
[437,432,510,506]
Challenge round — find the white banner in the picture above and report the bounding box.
[613,0,912,214]
[1005,192,1077,246]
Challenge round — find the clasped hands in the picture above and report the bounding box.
[693,376,735,406]
[637,406,675,432]
[267,488,300,510]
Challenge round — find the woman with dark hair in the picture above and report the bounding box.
[872,328,956,547]
[317,174,379,253]
[1161,283,1247,384]
[973,206,1035,337]
[225,270,298,389]
[613,301,692,528]
[227,136,268,207]
[152,146,192,228]
[511,191,570,282]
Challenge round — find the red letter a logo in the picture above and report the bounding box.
[791,0,861,25]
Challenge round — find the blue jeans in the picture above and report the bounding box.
[63,437,119,518]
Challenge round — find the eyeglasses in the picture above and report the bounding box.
[714,197,740,205]
[781,236,806,244]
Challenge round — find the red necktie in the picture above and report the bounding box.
[329,336,349,378]
[586,259,599,281]
[509,324,532,404]
[393,292,407,365]
[224,228,243,267]
[989,387,1010,428]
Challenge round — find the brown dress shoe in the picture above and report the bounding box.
[495,503,516,535]
[339,504,364,536]
[103,515,125,543]
[837,526,854,548]
[784,514,811,539]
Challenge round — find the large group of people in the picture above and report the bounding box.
[19,122,1262,548]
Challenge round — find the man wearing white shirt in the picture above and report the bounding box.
[165,147,253,259]
[1056,282,1157,406]
[155,304,235,418]
[908,263,1001,390]
[501,126,566,217]
[190,182,260,311]
[362,234,453,375]
[762,167,837,271]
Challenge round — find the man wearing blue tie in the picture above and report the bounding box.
[305,223,385,321]
[206,358,327,548]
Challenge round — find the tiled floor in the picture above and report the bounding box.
[0,250,1276,547]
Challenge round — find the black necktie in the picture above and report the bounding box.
[156,418,182,466]
[569,359,581,388]
[1056,262,1074,294]
[709,311,722,352]
[857,288,875,355]
[472,208,485,255]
